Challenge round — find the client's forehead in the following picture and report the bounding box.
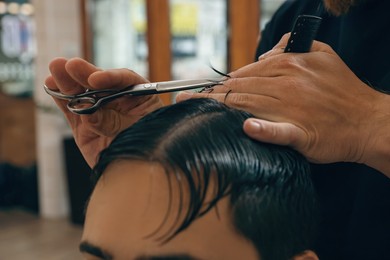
[81,160,258,260]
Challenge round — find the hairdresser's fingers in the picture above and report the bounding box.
[243,118,309,155]
[243,118,305,146]
[87,68,148,90]
[229,57,285,78]
[310,40,338,54]
[48,57,87,95]
[83,95,161,132]
[275,32,291,48]
[86,68,154,118]
[190,77,285,99]
[257,33,291,61]
[176,77,285,105]
[257,33,336,60]
[64,57,107,90]
[44,76,76,118]
[44,70,86,138]
[230,45,338,80]
[220,77,283,94]
[257,47,285,61]
[47,58,105,128]
[176,90,222,103]
[176,93,284,123]
[229,52,308,79]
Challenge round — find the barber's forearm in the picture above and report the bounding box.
[361,93,390,178]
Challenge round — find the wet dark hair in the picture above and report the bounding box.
[93,98,319,260]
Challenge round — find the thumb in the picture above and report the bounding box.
[257,33,291,60]
[243,118,306,148]
[275,32,291,48]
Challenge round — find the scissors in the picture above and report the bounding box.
[44,77,225,115]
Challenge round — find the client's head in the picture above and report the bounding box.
[80,98,319,260]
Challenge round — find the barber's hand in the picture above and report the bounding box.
[45,58,163,168]
[177,34,390,175]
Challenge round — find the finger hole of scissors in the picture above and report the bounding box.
[67,97,99,114]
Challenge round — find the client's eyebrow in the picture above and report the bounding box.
[135,255,199,260]
[79,241,113,260]
[80,241,199,260]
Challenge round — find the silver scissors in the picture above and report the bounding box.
[44,77,225,115]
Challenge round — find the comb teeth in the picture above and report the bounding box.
[284,15,322,53]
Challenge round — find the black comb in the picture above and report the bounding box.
[284,15,322,53]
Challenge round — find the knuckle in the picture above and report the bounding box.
[283,76,301,89]
[275,56,299,69]
[225,93,252,109]
[224,77,240,88]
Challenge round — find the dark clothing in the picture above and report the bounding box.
[256,0,390,259]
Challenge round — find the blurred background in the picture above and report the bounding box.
[0,0,284,259]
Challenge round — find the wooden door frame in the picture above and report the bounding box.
[80,0,93,62]
[228,0,260,71]
[146,0,172,105]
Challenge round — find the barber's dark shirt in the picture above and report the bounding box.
[256,0,390,259]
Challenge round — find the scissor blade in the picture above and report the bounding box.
[126,78,224,95]
[156,78,223,92]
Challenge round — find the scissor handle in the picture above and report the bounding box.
[67,89,135,114]
[67,96,101,114]
[43,84,118,100]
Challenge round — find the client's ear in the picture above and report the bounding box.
[292,250,319,260]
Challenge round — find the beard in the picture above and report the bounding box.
[323,0,363,16]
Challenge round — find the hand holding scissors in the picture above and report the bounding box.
[44,77,224,114]
[45,57,164,167]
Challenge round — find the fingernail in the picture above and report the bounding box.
[247,119,262,131]
[250,120,261,127]
[198,87,214,93]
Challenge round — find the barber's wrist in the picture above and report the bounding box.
[360,92,390,177]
